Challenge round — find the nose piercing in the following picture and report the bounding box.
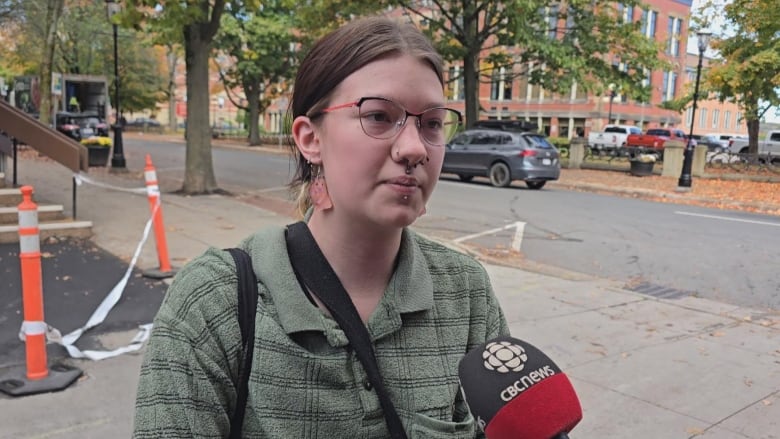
[405,163,412,174]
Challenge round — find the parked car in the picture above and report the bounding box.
[442,125,560,189]
[55,111,109,141]
[727,130,780,159]
[710,132,747,150]
[126,117,161,128]
[626,128,694,155]
[587,124,642,151]
[690,134,724,152]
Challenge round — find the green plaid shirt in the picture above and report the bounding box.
[133,226,509,438]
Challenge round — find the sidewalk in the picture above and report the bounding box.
[0,149,778,438]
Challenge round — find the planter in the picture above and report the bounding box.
[87,145,110,167]
[629,160,654,177]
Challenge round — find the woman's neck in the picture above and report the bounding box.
[306,212,402,300]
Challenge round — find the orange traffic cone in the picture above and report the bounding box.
[142,154,177,279]
[0,186,82,397]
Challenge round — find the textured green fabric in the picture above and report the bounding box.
[133,226,509,438]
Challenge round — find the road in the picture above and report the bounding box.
[124,138,780,311]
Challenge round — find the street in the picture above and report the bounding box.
[124,137,780,311]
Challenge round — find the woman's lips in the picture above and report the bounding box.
[385,176,419,195]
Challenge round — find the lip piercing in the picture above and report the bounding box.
[403,195,409,200]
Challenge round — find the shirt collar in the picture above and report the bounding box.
[246,225,434,336]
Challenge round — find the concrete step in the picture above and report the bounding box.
[0,204,66,224]
[0,172,5,189]
[0,220,93,244]
[0,188,22,206]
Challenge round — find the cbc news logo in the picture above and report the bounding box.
[482,341,527,373]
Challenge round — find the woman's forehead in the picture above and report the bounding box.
[330,55,444,108]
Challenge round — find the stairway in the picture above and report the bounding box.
[0,171,93,244]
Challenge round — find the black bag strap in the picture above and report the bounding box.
[285,222,408,439]
[225,248,258,439]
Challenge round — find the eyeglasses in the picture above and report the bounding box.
[313,97,462,146]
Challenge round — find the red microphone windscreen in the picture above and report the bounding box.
[458,336,583,439]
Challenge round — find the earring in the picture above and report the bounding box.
[309,165,333,211]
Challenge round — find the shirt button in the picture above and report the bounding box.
[363,378,373,391]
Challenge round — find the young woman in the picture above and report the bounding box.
[134,16,509,438]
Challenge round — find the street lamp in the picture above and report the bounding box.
[678,30,712,189]
[607,83,617,124]
[106,0,125,169]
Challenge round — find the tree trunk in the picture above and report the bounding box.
[167,46,177,132]
[38,0,64,126]
[246,83,261,146]
[182,26,218,194]
[746,118,760,155]
[463,49,480,128]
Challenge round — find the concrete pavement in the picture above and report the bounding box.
[0,150,778,438]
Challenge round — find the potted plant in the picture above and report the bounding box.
[629,153,656,176]
[80,136,112,167]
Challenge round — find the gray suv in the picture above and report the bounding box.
[442,128,561,189]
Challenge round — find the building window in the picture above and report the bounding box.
[699,108,708,128]
[685,107,693,126]
[661,71,677,102]
[736,112,743,126]
[712,109,720,129]
[490,67,512,101]
[666,17,682,57]
[640,9,657,38]
[618,3,634,23]
[448,66,465,101]
[546,4,559,39]
[724,110,731,129]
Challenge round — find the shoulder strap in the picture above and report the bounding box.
[285,222,408,439]
[225,248,258,439]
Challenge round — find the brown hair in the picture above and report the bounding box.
[288,16,444,217]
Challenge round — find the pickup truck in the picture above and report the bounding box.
[626,128,693,153]
[587,124,642,151]
[727,130,780,158]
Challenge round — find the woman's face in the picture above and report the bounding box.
[308,54,447,230]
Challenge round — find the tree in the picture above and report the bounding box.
[393,0,668,127]
[124,0,258,194]
[697,0,780,154]
[39,0,65,126]
[214,2,297,145]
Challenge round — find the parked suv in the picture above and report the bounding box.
[442,125,560,189]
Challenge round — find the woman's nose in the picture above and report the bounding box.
[393,117,428,164]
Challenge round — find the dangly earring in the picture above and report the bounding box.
[309,164,333,211]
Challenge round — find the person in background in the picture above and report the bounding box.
[133,16,509,438]
[68,95,80,113]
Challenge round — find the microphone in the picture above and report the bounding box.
[458,336,583,439]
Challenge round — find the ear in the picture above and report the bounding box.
[292,116,322,164]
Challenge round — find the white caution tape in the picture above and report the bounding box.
[73,172,148,195]
[28,200,162,361]
[18,320,47,339]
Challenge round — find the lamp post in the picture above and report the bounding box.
[106,0,125,169]
[607,83,617,124]
[678,30,712,189]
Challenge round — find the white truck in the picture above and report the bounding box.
[587,124,642,151]
[727,130,780,159]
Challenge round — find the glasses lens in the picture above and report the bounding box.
[419,108,461,146]
[358,99,405,139]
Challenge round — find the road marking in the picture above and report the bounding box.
[512,221,526,251]
[675,211,780,227]
[453,221,526,244]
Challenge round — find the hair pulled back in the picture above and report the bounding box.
[288,16,444,217]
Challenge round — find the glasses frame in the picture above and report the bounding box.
[314,96,462,147]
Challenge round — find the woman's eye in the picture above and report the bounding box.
[423,118,443,130]
[363,111,394,124]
